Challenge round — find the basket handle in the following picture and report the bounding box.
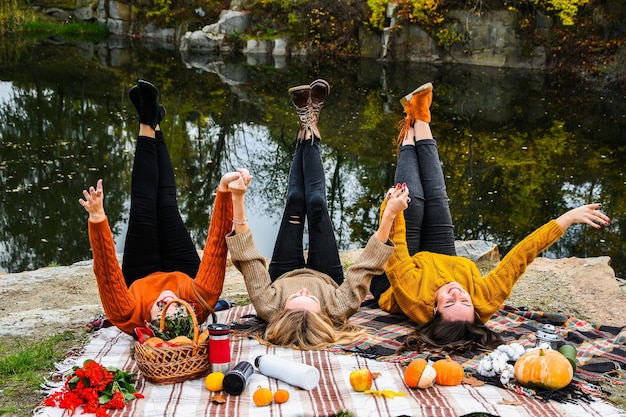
[159,298,201,345]
[191,280,218,325]
[208,311,218,325]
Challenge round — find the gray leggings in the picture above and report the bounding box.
[370,139,456,300]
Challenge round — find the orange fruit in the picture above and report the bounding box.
[144,337,164,347]
[273,389,289,404]
[252,387,273,406]
[168,335,194,345]
[204,372,225,392]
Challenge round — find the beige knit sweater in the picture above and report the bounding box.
[226,230,394,322]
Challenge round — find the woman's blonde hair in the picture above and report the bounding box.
[259,309,366,350]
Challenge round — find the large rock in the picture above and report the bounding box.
[180,31,223,54]
[182,10,250,53]
[455,240,500,263]
[383,9,549,69]
[446,10,548,69]
[243,39,272,55]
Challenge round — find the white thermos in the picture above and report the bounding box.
[254,354,320,390]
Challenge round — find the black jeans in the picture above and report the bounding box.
[268,138,344,284]
[121,132,200,286]
[370,139,456,300]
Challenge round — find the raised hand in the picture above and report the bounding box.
[375,183,410,243]
[228,174,250,197]
[236,168,253,187]
[79,179,106,223]
[218,169,253,193]
[384,183,410,217]
[555,203,611,230]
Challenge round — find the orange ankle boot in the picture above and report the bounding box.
[397,82,433,144]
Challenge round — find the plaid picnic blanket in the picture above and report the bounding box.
[232,299,626,401]
[234,299,626,376]
[35,303,626,417]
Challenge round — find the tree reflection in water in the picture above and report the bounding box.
[0,42,623,278]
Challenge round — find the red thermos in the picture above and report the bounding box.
[208,323,231,373]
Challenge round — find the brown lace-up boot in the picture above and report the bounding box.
[309,79,330,126]
[288,85,312,141]
[397,82,433,144]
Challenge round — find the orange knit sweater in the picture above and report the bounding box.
[88,190,233,335]
[378,201,564,324]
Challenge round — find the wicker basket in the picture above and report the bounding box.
[133,298,211,385]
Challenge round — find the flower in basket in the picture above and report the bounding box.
[43,359,143,416]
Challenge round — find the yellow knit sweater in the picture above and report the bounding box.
[378,203,564,324]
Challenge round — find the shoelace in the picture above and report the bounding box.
[397,113,413,144]
[295,98,315,142]
[310,100,324,125]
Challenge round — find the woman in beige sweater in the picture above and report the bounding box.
[225,79,408,350]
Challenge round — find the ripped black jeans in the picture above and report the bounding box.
[268,138,344,285]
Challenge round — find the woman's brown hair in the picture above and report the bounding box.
[398,313,503,354]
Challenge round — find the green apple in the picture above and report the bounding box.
[559,343,577,372]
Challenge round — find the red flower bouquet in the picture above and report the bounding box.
[43,359,143,416]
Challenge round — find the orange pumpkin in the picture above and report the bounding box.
[514,348,573,390]
[432,356,464,386]
[404,358,437,389]
[253,387,273,406]
[273,389,290,404]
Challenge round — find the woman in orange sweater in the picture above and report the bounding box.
[370,82,611,352]
[79,80,241,335]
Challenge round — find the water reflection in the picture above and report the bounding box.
[0,40,624,278]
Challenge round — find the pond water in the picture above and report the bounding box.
[0,39,624,277]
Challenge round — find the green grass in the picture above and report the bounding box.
[0,0,35,33]
[0,330,90,416]
[1,0,107,39]
[21,20,108,38]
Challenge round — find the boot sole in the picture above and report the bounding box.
[288,85,311,93]
[138,79,159,96]
[310,78,331,95]
[129,85,140,113]
[400,82,433,107]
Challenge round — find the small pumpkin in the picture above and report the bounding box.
[514,348,573,390]
[253,387,273,407]
[432,356,464,386]
[273,389,290,404]
[404,358,437,389]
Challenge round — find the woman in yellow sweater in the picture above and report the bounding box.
[369,82,611,352]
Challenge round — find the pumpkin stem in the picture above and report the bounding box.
[539,348,546,356]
